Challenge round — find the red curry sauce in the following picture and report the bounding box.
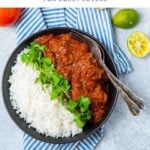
[35,33,108,123]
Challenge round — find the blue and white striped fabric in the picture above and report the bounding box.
[16,8,133,150]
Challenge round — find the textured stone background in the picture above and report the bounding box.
[0,8,150,150]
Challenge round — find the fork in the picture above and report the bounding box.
[71,30,144,116]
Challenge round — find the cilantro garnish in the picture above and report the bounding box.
[21,41,91,128]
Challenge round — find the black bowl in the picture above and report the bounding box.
[2,27,118,144]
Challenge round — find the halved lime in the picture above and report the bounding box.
[127,32,150,57]
[112,9,140,29]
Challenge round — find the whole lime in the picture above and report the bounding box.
[112,9,140,29]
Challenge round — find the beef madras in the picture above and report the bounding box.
[35,33,108,123]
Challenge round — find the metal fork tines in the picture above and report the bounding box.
[70,31,105,61]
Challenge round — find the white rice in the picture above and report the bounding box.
[8,51,82,138]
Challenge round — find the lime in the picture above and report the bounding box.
[127,32,150,57]
[112,9,140,29]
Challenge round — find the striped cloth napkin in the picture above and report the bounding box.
[16,8,133,150]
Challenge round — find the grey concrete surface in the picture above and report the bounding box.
[0,8,150,150]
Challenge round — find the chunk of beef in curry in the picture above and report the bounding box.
[35,33,108,123]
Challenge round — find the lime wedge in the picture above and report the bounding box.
[127,32,150,57]
[112,9,140,29]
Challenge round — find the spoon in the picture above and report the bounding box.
[71,30,144,115]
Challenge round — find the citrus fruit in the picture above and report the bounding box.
[112,9,140,29]
[127,32,150,57]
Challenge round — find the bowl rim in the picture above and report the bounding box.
[2,27,119,144]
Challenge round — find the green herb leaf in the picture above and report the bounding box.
[21,53,29,63]
[74,113,85,128]
[81,110,91,121]
[61,80,70,91]
[79,96,91,113]
[41,57,52,66]
[68,99,78,112]
[51,72,63,86]
[21,41,92,128]
[59,94,66,105]
[51,86,63,100]
[36,72,49,85]
[30,42,47,52]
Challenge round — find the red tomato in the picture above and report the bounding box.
[0,8,21,26]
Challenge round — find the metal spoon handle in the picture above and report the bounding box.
[99,58,144,115]
[110,73,144,109]
[70,31,144,115]
[102,63,140,115]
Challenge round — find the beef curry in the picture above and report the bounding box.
[35,33,108,123]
